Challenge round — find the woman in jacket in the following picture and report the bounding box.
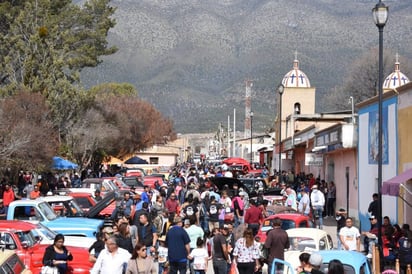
[42,234,73,274]
[126,242,157,274]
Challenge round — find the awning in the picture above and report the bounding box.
[382,168,412,196]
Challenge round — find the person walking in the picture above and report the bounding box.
[310,185,325,229]
[264,217,290,274]
[212,224,230,274]
[335,208,347,250]
[90,236,131,274]
[232,228,261,274]
[339,217,361,251]
[298,188,311,216]
[166,216,191,274]
[42,234,73,274]
[188,237,209,274]
[244,199,262,236]
[326,181,336,218]
[125,242,157,274]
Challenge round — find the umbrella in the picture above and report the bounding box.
[52,156,78,170]
[222,157,250,166]
[124,156,148,164]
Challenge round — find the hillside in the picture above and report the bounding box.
[81,0,412,133]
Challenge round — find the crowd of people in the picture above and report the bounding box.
[2,162,412,274]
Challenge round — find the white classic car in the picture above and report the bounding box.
[29,221,95,249]
[284,228,334,270]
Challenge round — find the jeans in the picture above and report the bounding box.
[169,261,187,274]
[237,262,255,274]
[194,271,205,274]
[313,206,323,229]
[213,259,228,274]
[158,262,166,274]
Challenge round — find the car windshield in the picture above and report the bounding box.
[16,230,36,248]
[38,202,58,220]
[321,263,356,274]
[51,199,85,217]
[289,236,317,251]
[33,223,56,241]
[261,219,296,232]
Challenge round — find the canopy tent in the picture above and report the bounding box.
[222,157,250,166]
[52,156,78,170]
[102,156,123,165]
[382,168,412,208]
[382,168,412,196]
[124,156,148,165]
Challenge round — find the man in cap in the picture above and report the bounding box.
[166,216,191,274]
[310,184,325,229]
[306,253,325,274]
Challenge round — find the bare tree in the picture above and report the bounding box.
[324,49,412,111]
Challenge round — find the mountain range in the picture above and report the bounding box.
[81,0,412,133]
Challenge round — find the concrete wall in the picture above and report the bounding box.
[358,96,398,231]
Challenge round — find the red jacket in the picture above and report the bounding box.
[3,189,15,206]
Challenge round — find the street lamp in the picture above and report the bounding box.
[372,0,388,248]
[277,83,285,177]
[250,111,254,163]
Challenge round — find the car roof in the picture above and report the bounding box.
[267,213,309,220]
[286,228,328,238]
[0,220,36,231]
[39,195,73,202]
[318,250,368,267]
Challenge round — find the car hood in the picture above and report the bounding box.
[50,217,103,231]
[86,190,125,218]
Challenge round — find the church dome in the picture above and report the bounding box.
[383,54,410,90]
[281,57,311,88]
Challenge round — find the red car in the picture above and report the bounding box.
[68,191,115,217]
[0,221,92,274]
[255,213,315,243]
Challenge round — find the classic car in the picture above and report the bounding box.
[29,221,95,249]
[317,250,372,274]
[0,250,32,274]
[284,228,334,270]
[256,213,315,243]
[0,221,92,274]
[7,199,103,238]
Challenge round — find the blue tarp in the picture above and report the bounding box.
[52,156,78,170]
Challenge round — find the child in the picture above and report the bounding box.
[157,236,168,274]
[188,237,208,274]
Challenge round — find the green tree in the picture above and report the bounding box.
[0,0,117,94]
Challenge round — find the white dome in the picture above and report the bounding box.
[383,60,410,90]
[281,58,311,88]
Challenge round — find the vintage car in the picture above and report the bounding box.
[0,221,92,274]
[284,228,334,270]
[256,213,315,243]
[7,199,103,238]
[68,191,115,217]
[0,250,32,274]
[317,250,372,274]
[29,221,95,249]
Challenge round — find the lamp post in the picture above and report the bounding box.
[372,0,388,248]
[250,111,254,163]
[277,84,285,177]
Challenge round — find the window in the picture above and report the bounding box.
[149,157,159,164]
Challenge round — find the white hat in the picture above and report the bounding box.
[309,253,323,266]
